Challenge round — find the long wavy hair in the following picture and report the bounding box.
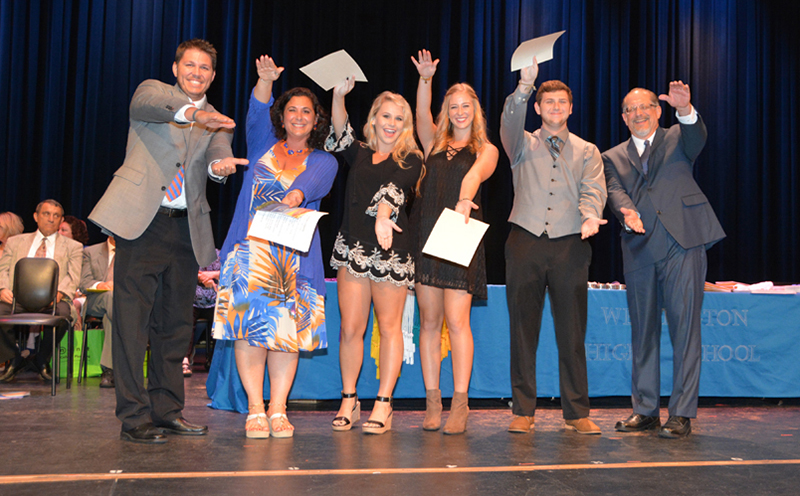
[270,87,330,150]
[362,91,422,168]
[430,83,489,156]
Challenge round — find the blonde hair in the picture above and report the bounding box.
[363,91,422,168]
[430,83,489,156]
[0,211,24,243]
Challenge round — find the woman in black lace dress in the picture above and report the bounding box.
[410,49,499,434]
[327,77,423,435]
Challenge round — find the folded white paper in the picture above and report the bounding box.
[422,208,489,267]
[247,203,327,253]
[511,31,566,72]
[300,49,368,91]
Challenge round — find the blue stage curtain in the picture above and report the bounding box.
[0,0,797,285]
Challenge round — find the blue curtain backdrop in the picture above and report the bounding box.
[1,0,797,285]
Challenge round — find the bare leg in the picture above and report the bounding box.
[416,284,445,391]
[366,279,407,425]
[266,350,299,433]
[234,340,269,433]
[333,268,372,426]
[443,288,474,393]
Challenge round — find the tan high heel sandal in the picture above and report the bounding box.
[332,391,361,432]
[362,396,393,435]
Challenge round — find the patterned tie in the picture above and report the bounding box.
[35,237,47,258]
[640,140,651,175]
[165,165,185,201]
[546,136,562,161]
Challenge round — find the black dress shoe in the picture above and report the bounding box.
[154,417,208,436]
[615,413,661,432]
[0,363,20,383]
[659,416,691,438]
[36,364,52,382]
[99,368,115,388]
[120,423,168,444]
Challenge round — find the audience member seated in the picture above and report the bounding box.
[0,200,82,382]
[59,215,90,329]
[80,236,116,387]
[183,249,220,377]
[0,212,24,256]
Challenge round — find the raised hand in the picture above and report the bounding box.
[411,49,439,79]
[520,56,539,88]
[658,80,692,115]
[620,207,645,234]
[255,55,284,82]
[333,76,356,98]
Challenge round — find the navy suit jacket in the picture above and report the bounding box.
[602,115,725,272]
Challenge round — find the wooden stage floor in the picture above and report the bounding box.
[1,367,799,495]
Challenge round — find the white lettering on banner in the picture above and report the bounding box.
[600,307,631,325]
[701,345,760,362]
[701,309,748,327]
[585,344,759,362]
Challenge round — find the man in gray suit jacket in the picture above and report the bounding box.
[80,236,116,388]
[603,81,725,439]
[0,200,83,382]
[89,39,247,444]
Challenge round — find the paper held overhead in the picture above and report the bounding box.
[422,208,490,267]
[299,49,368,91]
[510,31,566,72]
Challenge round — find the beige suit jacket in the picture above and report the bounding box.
[0,232,83,301]
[88,79,233,267]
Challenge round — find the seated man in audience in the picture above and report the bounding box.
[0,200,83,382]
[81,235,116,387]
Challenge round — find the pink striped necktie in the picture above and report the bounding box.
[165,165,185,201]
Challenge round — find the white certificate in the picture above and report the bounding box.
[510,31,566,72]
[422,208,489,267]
[299,49,368,91]
[247,203,327,253]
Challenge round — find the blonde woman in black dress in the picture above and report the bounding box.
[411,49,498,434]
[327,77,423,434]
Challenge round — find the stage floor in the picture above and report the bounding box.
[1,368,799,495]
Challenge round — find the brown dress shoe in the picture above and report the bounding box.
[508,415,535,433]
[565,417,601,435]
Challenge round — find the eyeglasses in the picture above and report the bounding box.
[623,103,658,114]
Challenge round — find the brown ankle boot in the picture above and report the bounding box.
[423,389,442,431]
[443,391,469,435]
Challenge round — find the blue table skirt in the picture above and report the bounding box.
[207,283,800,413]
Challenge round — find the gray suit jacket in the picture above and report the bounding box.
[89,79,233,267]
[80,241,111,292]
[602,115,725,272]
[0,232,83,301]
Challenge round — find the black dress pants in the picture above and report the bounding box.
[505,225,591,420]
[112,212,199,431]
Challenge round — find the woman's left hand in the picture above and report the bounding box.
[281,189,305,208]
[375,216,402,250]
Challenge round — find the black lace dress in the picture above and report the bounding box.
[412,146,487,299]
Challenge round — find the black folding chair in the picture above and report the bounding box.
[0,258,72,395]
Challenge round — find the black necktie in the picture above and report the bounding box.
[640,140,651,175]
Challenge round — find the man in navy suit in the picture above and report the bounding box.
[603,81,725,438]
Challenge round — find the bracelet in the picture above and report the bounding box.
[519,82,536,92]
[420,76,431,83]
[458,197,471,203]
[190,107,200,121]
